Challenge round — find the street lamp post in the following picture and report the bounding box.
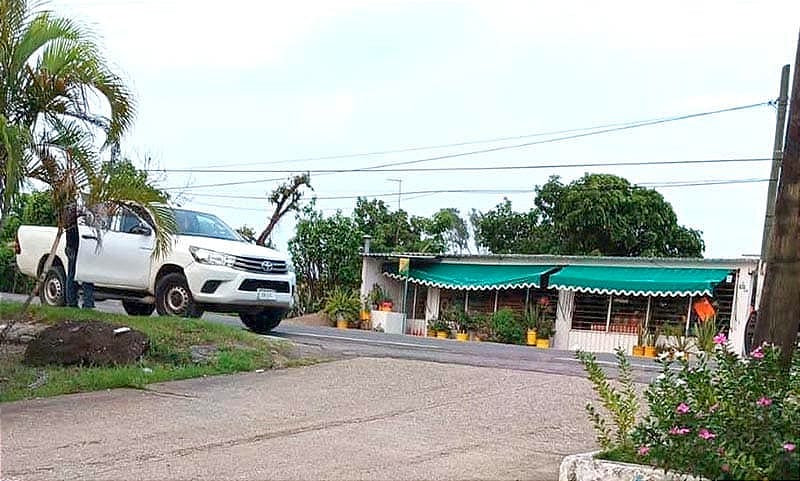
[387,178,402,211]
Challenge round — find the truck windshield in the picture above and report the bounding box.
[174,209,243,241]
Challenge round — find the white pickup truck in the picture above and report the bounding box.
[15,207,295,333]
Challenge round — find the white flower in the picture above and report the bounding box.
[658,352,669,361]
[675,351,685,359]
[656,374,666,381]
[675,378,687,386]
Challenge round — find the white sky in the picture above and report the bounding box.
[52,0,800,258]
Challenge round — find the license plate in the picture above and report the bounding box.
[257,289,276,301]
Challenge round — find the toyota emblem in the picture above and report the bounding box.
[261,261,273,272]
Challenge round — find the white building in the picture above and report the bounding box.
[360,251,759,355]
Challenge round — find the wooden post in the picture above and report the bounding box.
[493,290,499,313]
[605,295,613,333]
[754,31,800,365]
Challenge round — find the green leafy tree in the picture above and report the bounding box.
[470,199,544,254]
[419,208,470,254]
[236,225,256,242]
[352,197,428,252]
[288,204,363,314]
[471,174,704,257]
[0,0,134,230]
[535,174,704,257]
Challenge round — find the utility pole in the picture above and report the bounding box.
[754,31,800,366]
[759,64,791,260]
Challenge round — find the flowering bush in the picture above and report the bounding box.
[633,342,799,480]
[578,339,799,480]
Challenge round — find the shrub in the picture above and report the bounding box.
[634,343,799,480]
[490,308,525,344]
[577,339,800,480]
[577,348,639,454]
[322,287,360,325]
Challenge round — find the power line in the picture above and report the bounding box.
[151,157,770,174]
[162,101,771,191]
[185,178,770,203]
[163,155,770,190]
[194,101,771,169]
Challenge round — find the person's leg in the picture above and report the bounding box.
[81,282,95,309]
[65,247,78,307]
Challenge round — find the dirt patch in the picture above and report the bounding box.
[23,320,149,367]
[283,312,330,327]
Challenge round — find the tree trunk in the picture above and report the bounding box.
[753,31,800,366]
[256,210,282,247]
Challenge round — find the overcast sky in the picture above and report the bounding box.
[52,0,800,258]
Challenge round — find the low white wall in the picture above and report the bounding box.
[567,330,639,354]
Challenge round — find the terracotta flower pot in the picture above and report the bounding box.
[427,329,437,338]
[632,345,645,357]
[456,332,469,342]
[336,319,349,329]
[436,330,449,339]
[526,329,538,346]
[644,345,657,358]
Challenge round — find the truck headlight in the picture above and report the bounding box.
[190,246,236,267]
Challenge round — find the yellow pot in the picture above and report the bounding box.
[427,329,437,338]
[360,310,371,321]
[436,330,449,339]
[644,345,657,358]
[536,339,550,349]
[632,345,645,357]
[336,319,349,329]
[456,332,469,342]
[526,329,538,346]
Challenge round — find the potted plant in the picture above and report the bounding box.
[323,287,360,329]
[359,296,371,330]
[643,326,658,358]
[470,313,489,341]
[664,324,694,359]
[426,318,438,338]
[632,322,646,356]
[454,310,472,342]
[536,316,554,348]
[693,313,717,354]
[368,284,385,310]
[435,319,450,339]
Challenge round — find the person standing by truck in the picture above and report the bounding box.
[63,202,94,309]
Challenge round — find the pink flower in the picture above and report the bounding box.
[784,443,796,452]
[721,464,730,473]
[713,333,727,344]
[757,396,773,407]
[638,445,650,456]
[676,403,690,414]
[751,347,765,359]
[709,403,719,413]
[669,426,690,435]
[698,428,716,440]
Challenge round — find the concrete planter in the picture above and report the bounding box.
[559,451,705,481]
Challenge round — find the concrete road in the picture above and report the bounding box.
[1,358,598,481]
[0,292,664,382]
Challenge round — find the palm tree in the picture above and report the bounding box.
[0,0,134,228]
[19,130,177,312]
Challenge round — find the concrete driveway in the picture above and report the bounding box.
[1,358,597,480]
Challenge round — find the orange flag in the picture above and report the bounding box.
[693,298,716,322]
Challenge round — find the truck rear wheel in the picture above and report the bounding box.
[155,273,203,318]
[122,300,156,316]
[239,309,284,334]
[40,265,66,307]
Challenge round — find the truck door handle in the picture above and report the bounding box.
[81,235,98,241]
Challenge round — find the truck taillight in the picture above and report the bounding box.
[14,233,20,255]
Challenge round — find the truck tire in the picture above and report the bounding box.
[40,265,66,307]
[155,273,203,318]
[122,300,156,317]
[239,309,284,334]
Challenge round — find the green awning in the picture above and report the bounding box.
[385,263,556,290]
[548,265,731,297]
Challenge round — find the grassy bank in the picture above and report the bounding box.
[0,302,317,402]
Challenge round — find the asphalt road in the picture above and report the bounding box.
[2,358,599,480]
[0,292,664,381]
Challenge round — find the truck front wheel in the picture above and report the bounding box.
[239,309,284,334]
[40,265,66,307]
[155,273,203,318]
